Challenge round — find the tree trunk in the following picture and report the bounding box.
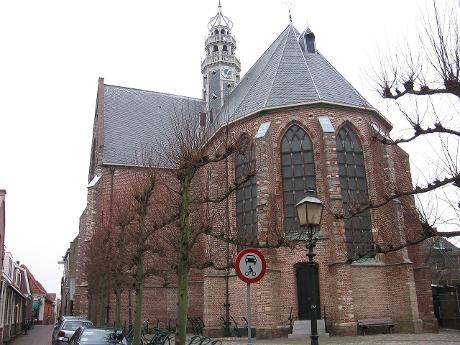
[98,291,105,326]
[87,293,93,321]
[176,262,189,345]
[132,285,143,345]
[115,288,122,327]
[176,175,191,345]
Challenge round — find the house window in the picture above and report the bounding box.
[281,124,316,233]
[235,136,257,246]
[336,125,372,258]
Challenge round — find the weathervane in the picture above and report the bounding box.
[282,0,295,23]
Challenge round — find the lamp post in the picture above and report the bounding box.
[296,191,323,345]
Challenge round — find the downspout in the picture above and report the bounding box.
[224,153,231,336]
[106,167,115,324]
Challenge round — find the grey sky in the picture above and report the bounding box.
[0,0,451,296]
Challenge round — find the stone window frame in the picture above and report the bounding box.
[235,134,258,246]
[280,123,317,235]
[336,123,373,258]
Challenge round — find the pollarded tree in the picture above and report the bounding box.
[122,168,178,345]
[340,0,459,261]
[109,191,135,327]
[86,224,112,325]
[154,110,293,345]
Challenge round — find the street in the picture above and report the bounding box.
[222,329,460,345]
[6,325,460,345]
[8,324,54,345]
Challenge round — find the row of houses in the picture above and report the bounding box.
[0,190,56,343]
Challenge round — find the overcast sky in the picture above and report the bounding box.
[0,0,453,296]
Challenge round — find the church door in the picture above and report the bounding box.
[296,263,321,320]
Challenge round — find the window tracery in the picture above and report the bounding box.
[281,125,316,233]
[235,137,257,246]
[336,125,373,257]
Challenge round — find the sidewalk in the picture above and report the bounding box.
[220,329,460,345]
[8,324,54,345]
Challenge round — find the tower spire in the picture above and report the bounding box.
[202,1,241,122]
[218,0,222,25]
[289,9,292,23]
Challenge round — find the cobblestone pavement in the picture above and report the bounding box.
[8,324,54,345]
[218,329,460,345]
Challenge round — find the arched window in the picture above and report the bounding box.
[213,45,218,52]
[222,45,228,52]
[336,125,372,257]
[221,29,226,34]
[214,29,219,35]
[235,137,257,246]
[281,125,316,233]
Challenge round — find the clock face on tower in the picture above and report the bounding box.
[221,67,234,80]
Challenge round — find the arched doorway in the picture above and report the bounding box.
[295,262,321,320]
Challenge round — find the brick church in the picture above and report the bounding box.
[71,2,437,337]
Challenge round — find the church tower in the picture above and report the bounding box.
[201,1,241,122]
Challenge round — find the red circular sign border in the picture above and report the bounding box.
[234,248,267,284]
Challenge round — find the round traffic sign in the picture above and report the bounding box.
[234,248,267,284]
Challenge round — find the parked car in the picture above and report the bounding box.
[67,327,128,345]
[52,318,93,345]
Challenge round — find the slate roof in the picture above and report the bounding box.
[101,24,374,165]
[103,86,206,165]
[214,24,372,127]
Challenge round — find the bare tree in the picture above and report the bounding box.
[123,169,177,345]
[110,192,135,327]
[86,224,112,325]
[338,0,460,262]
[153,108,296,345]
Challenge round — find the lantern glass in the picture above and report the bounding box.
[296,196,323,227]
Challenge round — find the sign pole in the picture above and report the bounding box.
[234,248,267,345]
[247,282,252,345]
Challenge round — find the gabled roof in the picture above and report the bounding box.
[21,264,47,295]
[215,24,372,126]
[103,85,206,166]
[46,293,56,303]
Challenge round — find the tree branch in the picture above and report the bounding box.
[337,175,460,219]
[374,122,460,145]
[191,173,255,204]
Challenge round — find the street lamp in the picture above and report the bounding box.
[296,191,323,345]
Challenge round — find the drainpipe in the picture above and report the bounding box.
[224,155,231,337]
[106,167,115,325]
[456,286,460,319]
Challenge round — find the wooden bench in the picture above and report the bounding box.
[357,319,395,335]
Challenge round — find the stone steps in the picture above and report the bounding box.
[288,319,329,339]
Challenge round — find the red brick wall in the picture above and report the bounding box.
[74,102,436,337]
[202,104,435,336]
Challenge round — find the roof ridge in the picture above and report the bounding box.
[233,25,291,115]
[215,24,292,124]
[265,25,295,107]
[104,84,204,102]
[315,52,371,107]
[296,31,321,100]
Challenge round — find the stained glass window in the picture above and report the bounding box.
[281,125,316,233]
[336,125,373,257]
[235,138,257,246]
